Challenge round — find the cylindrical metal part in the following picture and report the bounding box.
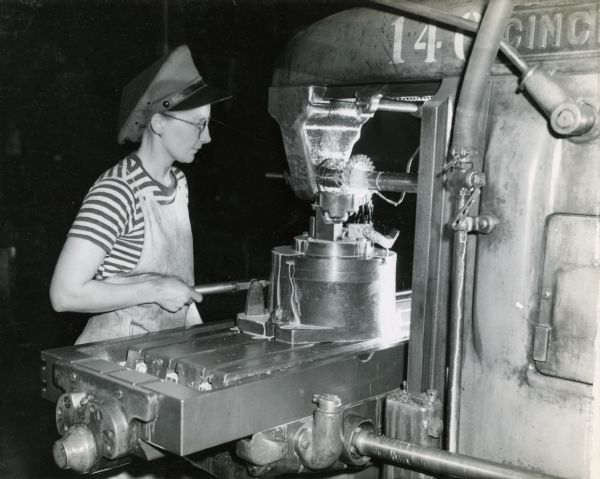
[268,245,398,342]
[447,228,468,453]
[452,0,514,152]
[377,99,420,114]
[194,280,268,295]
[295,394,344,470]
[353,431,564,479]
[367,171,418,193]
[316,170,418,193]
[53,424,98,473]
[519,66,571,115]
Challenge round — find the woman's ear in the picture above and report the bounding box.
[149,113,164,137]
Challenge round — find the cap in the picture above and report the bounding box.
[118,45,231,143]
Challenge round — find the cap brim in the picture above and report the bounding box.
[170,85,232,111]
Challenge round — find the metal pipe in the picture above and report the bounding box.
[353,430,565,479]
[316,170,417,193]
[447,194,469,453]
[446,0,514,453]
[295,394,344,470]
[367,171,418,193]
[452,0,514,152]
[194,280,269,296]
[370,0,528,73]
[377,99,420,114]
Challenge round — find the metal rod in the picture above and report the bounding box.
[369,0,528,73]
[353,431,565,479]
[194,280,269,296]
[367,171,418,193]
[447,222,468,453]
[315,170,417,193]
[377,99,420,114]
[265,172,285,179]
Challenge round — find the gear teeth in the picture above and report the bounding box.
[341,154,374,192]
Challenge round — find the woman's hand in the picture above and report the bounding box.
[50,237,203,314]
[151,276,203,312]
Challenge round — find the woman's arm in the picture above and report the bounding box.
[49,237,202,314]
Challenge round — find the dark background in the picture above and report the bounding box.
[0,1,417,477]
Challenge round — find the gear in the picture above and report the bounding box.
[341,154,374,193]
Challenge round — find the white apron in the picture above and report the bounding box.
[75,171,201,344]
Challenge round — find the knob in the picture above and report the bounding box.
[53,424,98,473]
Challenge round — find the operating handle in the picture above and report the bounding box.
[193,280,269,296]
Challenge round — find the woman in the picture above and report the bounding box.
[50,45,230,344]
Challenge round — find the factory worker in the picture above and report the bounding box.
[50,45,230,344]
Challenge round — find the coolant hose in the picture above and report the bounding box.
[446,0,514,455]
[452,0,514,153]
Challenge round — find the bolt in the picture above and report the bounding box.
[300,437,309,450]
[467,171,486,188]
[426,389,439,402]
[556,109,576,128]
[542,290,552,300]
[57,407,62,417]
[63,396,72,409]
[106,442,113,454]
[114,390,123,400]
[69,373,77,383]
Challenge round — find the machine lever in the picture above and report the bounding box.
[194,280,269,296]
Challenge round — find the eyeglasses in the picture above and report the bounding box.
[162,112,210,138]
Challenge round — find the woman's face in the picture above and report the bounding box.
[160,104,211,164]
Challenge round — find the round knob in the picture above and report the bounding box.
[53,424,98,473]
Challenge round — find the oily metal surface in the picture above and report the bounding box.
[458,72,598,478]
[43,322,407,456]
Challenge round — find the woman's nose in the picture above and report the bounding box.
[198,126,211,145]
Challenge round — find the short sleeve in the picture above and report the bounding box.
[68,177,136,253]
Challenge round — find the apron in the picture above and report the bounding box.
[75,169,202,344]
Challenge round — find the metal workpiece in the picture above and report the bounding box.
[268,245,400,344]
[351,430,565,479]
[294,394,344,470]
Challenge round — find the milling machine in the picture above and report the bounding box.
[42,1,599,478]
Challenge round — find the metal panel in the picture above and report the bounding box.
[272,1,600,88]
[534,214,600,384]
[459,73,598,479]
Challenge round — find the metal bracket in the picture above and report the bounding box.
[451,189,497,234]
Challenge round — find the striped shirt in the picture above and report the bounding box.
[68,155,188,279]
